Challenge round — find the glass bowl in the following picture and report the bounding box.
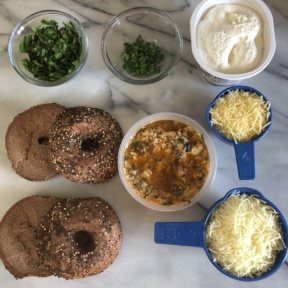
[118,113,217,211]
[101,7,183,85]
[8,10,88,87]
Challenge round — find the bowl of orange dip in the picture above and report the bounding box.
[118,112,217,211]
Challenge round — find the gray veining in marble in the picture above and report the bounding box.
[0,0,287,287]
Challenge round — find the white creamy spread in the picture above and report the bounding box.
[196,4,263,74]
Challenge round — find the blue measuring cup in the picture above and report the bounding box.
[154,187,288,281]
[206,86,272,180]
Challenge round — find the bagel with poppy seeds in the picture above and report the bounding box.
[35,197,122,279]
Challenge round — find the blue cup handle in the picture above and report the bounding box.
[234,141,255,180]
[154,222,206,248]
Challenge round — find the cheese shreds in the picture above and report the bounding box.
[209,90,271,143]
[205,192,286,278]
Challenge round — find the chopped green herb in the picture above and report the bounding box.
[131,141,140,150]
[172,185,184,197]
[121,35,164,77]
[19,19,82,82]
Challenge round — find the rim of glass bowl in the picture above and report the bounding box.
[101,7,183,85]
[8,10,88,87]
[118,112,217,212]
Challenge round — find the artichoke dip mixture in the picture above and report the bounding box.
[124,120,210,205]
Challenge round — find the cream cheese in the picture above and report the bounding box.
[196,4,264,74]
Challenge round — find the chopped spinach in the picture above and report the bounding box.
[19,19,82,81]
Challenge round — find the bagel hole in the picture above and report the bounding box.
[80,137,100,151]
[74,231,95,253]
[38,136,49,145]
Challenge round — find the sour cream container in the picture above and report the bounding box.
[190,0,276,86]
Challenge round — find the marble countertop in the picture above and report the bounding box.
[0,0,287,287]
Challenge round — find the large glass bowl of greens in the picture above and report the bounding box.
[101,7,183,85]
[8,10,88,87]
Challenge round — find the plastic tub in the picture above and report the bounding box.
[190,0,276,86]
[118,113,217,212]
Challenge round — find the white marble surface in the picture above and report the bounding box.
[0,0,287,287]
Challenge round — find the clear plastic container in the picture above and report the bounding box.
[190,0,276,86]
[118,112,217,212]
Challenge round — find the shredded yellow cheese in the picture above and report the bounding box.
[205,192,286,278]
[209,90,271,143]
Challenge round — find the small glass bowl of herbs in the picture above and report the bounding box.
[8,10,88,86]
[101,7,183,85]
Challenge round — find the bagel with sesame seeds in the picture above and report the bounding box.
[49,106,123,184]
[35,197,122,279]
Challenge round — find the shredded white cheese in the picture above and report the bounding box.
[205,192,286,278]
[209,90,271,143]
